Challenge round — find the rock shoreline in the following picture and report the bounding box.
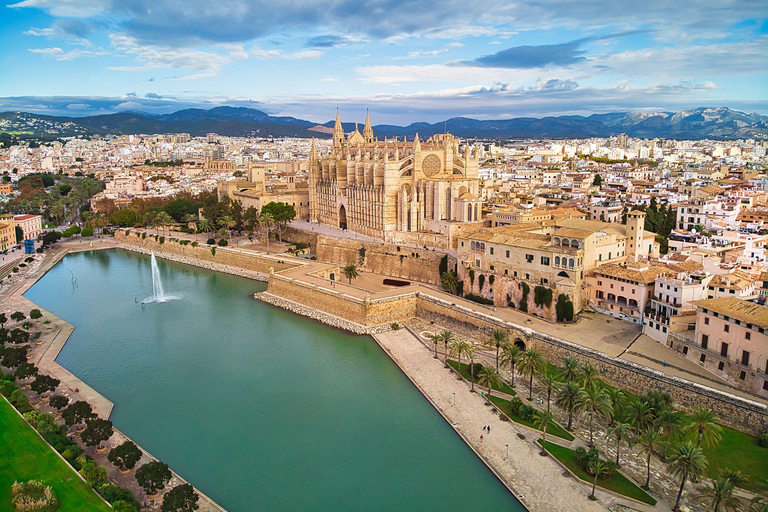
[254,292,393,335]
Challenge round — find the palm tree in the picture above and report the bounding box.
[259,212,275,253]
[449,340,470,382]
[198,219,210,241]
[500,344,522,387]
[588,458,610,501]
[635,428,665,489]
[750,493,768,512]
[477,365,502,398]
[577,385,613,446]
[540,375,558,413]
[518,348,546,400]
[605,422,632,468]
[579,364,604,389]
[220,215,235,240]
[466,344,476,392]
[486,328,507,369]
[721,468,748,489]
[654,409,685,449]
[625,400,655,433]
[555,381,583,430]
[439,329,455,364]
[533,410,554,456]
[441,271,458,294]
[684,406,723,449]
[429,332,441,359]
[667,441,708,511]
[558,356,580,383]
[154,211,173,236]
[343,264,359,285]
[698,477,740,512]
[605,387,627,425]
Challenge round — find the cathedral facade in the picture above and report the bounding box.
[309,111,483,245]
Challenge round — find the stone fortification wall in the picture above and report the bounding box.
[314,235,455,286]
[266,275,418,327]
[282,227,320,252]
[415,293,768,435]
[116,231,298,274]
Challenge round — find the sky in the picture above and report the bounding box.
[0,0,767,124]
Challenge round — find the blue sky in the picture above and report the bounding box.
[0,0,766,124]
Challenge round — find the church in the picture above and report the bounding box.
[309,111,484,248]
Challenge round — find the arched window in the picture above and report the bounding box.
[555,256,560,266]
[474,204,479,221]
[481,243,485,251]
[467,205,472,222]
[562,238,569,247]
[569,258,574,268]
[471,241,475,250]
[445,188,452,219]
[571,240,579,249]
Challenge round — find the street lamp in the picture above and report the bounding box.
[453,392,455,405]
[506,444,509,459]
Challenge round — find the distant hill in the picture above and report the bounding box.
[1,106,766,141]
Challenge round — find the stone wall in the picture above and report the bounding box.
[315,235,456,286]
[282,227,319,252]
[415,293,768,435]
[116,231,299,274]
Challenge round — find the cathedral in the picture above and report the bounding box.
[309,111,483,247]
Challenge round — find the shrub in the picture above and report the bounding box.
[210,247,216,256]
[142,233,146,239]
[758,431,768,448]
[206,238,216,245]
[29,309,42,320]
[471,363,483,378]
[191,242,198,247]
[161,484,199,512]
[478,274,485,290]
[465,293,494,305]
[564,301,574,322]
[25,257,34,263]
[469,269,475,286]
[98,484,137,505]
[79,461,108,488]
[158,236,165,245]
[509,396,524,415]
[390,323,401,331]
[11,480,59,511]
[81,228,94,237]
[518,299,528,313]
[518,405,534,421]
[10,389,31,413]
[125,230,130,236]
[111,501,139,512]
[543,288,553,307]
[217,239,228,246]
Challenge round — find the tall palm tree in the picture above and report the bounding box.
[477,365,502,398]
[533,410,554,456]
[439,329,455,364]
[518,348,546,400]
[684,406,723,449]
[579,364,604,389]
[577,385,613,446]
[698,477,740,512]
[588,458,610,501]
[540,375,558,413]
[635,428,666,489]
[466,344,476,392]
[429,332,441,358]
[259,212,275,254]
[500,344,522,387]
[441,271,458,295]
[220,215,235,240]
[198,219,210,241]
[605,387,627,425]
[654,409,685,449]
[558,356,580,383]
[343,264,359,285]
[486,328,507,369]
[555,381,583,430]
[667,441,708,512]
[625,400,655,433]
[449,340,470,382]
[605,422,632,468]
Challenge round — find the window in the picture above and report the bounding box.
[555,256,560,266]
[662,327,667,333]
[724,324,730,333]
[720,342,729,357]
[541,257,550,266]
[490,247,494,255]
[598,280,602,286]
[763,380,768,391]
[490,265,495,271]
[701,334,708,349]
[739,371,746,381]
[718,361,725,371]
[569,258,574,268]
[514,271,518,278]
[504,269,508,276]
[525,254,534,263]
[704,317,709,325]
[746,332,751,340]
[742,351,750,366]
[506,250,510,258]
[700,353,706,363]
[682,346,689,355]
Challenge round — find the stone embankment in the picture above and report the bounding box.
[254,292,393,335]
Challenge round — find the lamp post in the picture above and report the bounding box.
[506,444,509,459]
[453,392,455,405]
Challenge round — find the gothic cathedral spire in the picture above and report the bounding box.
[333,108,344,149]
[363,109,374,144]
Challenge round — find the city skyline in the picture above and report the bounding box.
[0,0,766,123]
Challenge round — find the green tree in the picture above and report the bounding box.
[625,400,655,432]
[62,400,95,427]
[11,311,25,323]
[518,348,546,400]
[578,364,603,389]
[486,328,507,369]
[578,385,613,446]
[136,461,172,496]
[49,395,69,410]
[161,483,199,512]
[30,374,59,396]
[605,422,632,468]
[154,211,174,236]
[558,356,580,383]
[429,332,441,359]
[0,313,6,327]
[108,441,143,471]
[588,458,610,500]
[14,362,37,380]
[477,365,502,398]
[343,264,359,285]
[697,477,740,512]
[592,174,602,187]
[500,343,522,387]
[555,381,584,430]
[441,271,458,294]
[635,428,666,489]
[258,212,275,253]
[219,215,235,241]
[29,309,42,320]
[533,409,554,456]
[605,387,627,424]
[449,340,471,384]
[667,442,708,511]
[79,460,108,487]
[684,406,723,449]
[465,344,477,391]
[540,375,558,413]
[260,201,296,242]
[438,329,455,363]
[80,418,113,448]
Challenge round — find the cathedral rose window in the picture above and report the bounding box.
[422,154,441,177]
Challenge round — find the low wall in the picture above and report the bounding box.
[116,231,299,274]
[415,293,768,435]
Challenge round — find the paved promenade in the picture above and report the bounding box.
[373,329,613,512]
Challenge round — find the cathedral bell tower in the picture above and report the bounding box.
[363,109,374,144]
[333,109,344,150]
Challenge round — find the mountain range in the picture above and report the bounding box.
[1,106,766,141]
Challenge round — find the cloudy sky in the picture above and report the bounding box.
[0,0,766,124]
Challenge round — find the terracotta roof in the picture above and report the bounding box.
[693,297,768,329]
[594,264,672,284]
[708,271,756,291]
[14,215,38,221]
[554,227,593,239]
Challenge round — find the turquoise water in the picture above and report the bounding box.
[25,250,523,511]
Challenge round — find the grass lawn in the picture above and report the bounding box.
[538,440,657,506]
[490,396,574,441]
[0,397,111,511]
[447,359,517,396]
[701,425,768,493]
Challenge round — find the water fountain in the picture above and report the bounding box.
[143,252,178,304]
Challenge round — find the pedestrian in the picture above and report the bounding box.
[480,435,483,443]
[488,425,491,433]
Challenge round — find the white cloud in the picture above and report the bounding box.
[320,76,340,82]
[9,0,105,17]
[286,50,323,60]
[28,47,107,60]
